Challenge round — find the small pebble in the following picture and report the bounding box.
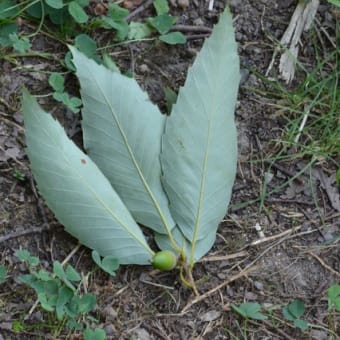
[254,281,264,291]
[244,291,258,300]
[139,64,149,73]
[199,310,221,322]
[193,18,204,26]
[103,306,118,322]
[239,68,250,85]
[178,0,189,9]
[133,328,151,340]
[94,3,106,16]
[104,324,117,337]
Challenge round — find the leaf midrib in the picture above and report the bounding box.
[88,72,175,241]
[189,45,224,266]
[30,102,153,256]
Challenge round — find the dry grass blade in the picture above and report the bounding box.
[181,265,259,314]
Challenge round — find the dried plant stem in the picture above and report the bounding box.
[181,265,259,313]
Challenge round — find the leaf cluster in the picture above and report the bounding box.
[49,72,82,113]
[0,0,186,55]
[25,0,89,25]
[22,9,239,280]
[282,299,309,331]
[15,249,105,337]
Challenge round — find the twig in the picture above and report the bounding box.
[315,17,336,49]
[0,145,25,167]
[126,0,153,22]
[186,34,210,40]
[29,174,49,225]
[250,225,302,246]
[245,228,320,274]
[0,225,50,243]
[0,97,17,113]
[198,250,248,263]
[0,115,24,132]
[268,161,304,184]
[325,212,340,221]
[142,323,170,340]
[265,198,315,206]
[253,319,296,340]
[171,25,212,33]
[181,265,259,313]
[139,279,174,290]
[308,252,340,278]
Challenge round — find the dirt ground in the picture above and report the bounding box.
[0,0,339,339]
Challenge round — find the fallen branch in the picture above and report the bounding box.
[0,225,50,243]
[308,251,340,278]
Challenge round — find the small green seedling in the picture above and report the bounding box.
[49,73,82,113]
[91,250,119,276]
[15,249,103,336]
[8,33,31,53]
[13,169,26,181]
[93,3,129,41]
[229,302,267,339]
[15,249,40,266]
[282,299,309,331]
[328,284,340,312]
[231,302,268,320]
[164,86,177,114]
[83,327,106,340]
[0,264,7,284]
[64,34,101,71]
[147,0,186,44]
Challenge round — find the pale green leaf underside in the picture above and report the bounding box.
[155,227,216,263]
[23,89,153,265]
[70,46,175,235]
[161,9,240,262]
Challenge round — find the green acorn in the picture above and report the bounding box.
[152,250,177,271]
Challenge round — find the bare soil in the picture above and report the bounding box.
[0,0,339,339]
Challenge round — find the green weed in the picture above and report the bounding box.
[0,0,186,55]
[0,264,7,284]
[14,249,112,339]
[228,296,339,339]
[282,299,309,331]
[48,72,82,113]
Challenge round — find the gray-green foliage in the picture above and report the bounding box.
[22,87,154,264]
[22,8,240,269]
